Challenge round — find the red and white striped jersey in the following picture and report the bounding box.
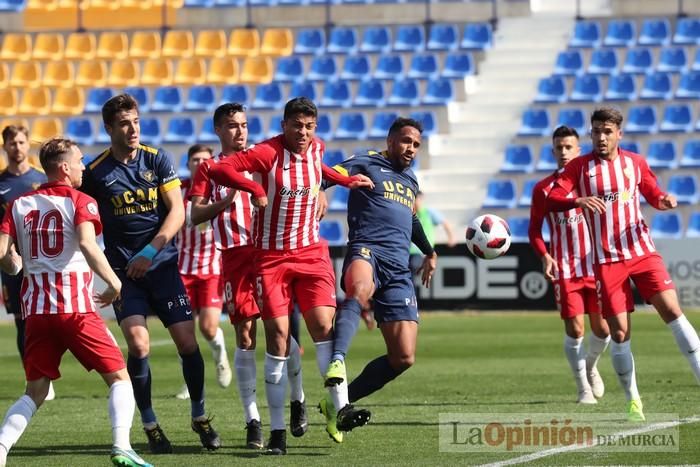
[189,154,254,250]
[529,171,594,279]
[0,182,102,318]
[553,149,664,264]
[177,182,221,276]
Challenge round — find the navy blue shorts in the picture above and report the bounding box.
[2,271,23,316]
[342,245,418,324]
[113,262,193,328]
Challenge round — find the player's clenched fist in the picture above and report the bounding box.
[575,196,606,214]
[252,195,268,208]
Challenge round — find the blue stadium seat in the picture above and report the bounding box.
[151,86,183,113]
[675,70,700,98]
[185,0,215,6]
[442,52,474,78]
[620,141,640,153]
[341,55,370,80]
[604,19,636,47]
[319,220,345,245]
[660,104,693,133]
[85,87,115,113]
[316,114,332,141]
[320,80,352,108]
[535,76,567,103]
[220,84,249,105]
[185,85,216,112]
[605,73,636,101]
[557,108,586,134]
[518,179,539,207]
[500,145,534,173]
[518,109,549,137]
[569,21,602,48]
[369,111,399,139]
[680,140,700,167]
[215,0,247,4]
[388,78,420,106]
[323,149,345,167]
[294,28,325,55]
[460,23,493,50]
[667,174,699,203]
[164,117,196,144]
[507,216,530,243]
[374,54,404,80]
[580,142,593,154]
[252,82,284,110]
[198,119,218,143]
[483,180,517,209]
[638,18,671,46]
[247,115,263,144]
[554,50,583,75]
[657,46,688,73]
[686,211,700,237]
[674,17,700,45]
[651,212,683,239]
[335,112,367,140]
[0,0,26,11]
[570,74,602,102]
[587,49,618,75]
[123,86,150,113]
[289,80,317,100]
[408,53,439,79]
[360,26,392,54]
[139,118,162,146]
[308,56,338,81]
[65,118,94,146]
[354,78,385,107]
[267,115,282,138]
[394,25,425,52]
[536,144,557,172]
[622,47,654,74]
[409,110,437,136]
[329,186,349,212]
[640,72,672,100]
[327,27,358,54]
[274,56,304,82]
[96,125,111,145]
[625,105,657,134]
[422,78,453,105]
[646,140,677,169]
[427,23,459,51]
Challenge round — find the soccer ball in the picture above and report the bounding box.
[465,214,512,259]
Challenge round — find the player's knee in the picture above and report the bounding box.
[389,353,415,373]
[349,284,373,306]
[236,329,256,350]
[128,342,150,358]
[200,322,217,341]
[611,329,628,343]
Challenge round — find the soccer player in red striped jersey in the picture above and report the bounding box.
[208,97,374,454]
[529,126,610,405]
[548,108,700,421]
[0,138,151,467]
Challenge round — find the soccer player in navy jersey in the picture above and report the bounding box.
[80,94,220,453]
[323,117,437,408]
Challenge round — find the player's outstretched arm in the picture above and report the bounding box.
[77,222,122,306]
[190,192,236,226]
[0,233,21,276]
[321,163,374,190]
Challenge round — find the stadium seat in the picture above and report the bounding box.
[141,58,173,86]
[500,145,534,173]
[605,73,636,101]
[18,87,50,116]
[274,56,304,82]
[535,75,567,103]
[194,29,226,58]
[536,144,557,172]
[267,116,283,138]
[289,80,317,100]
[316,114,332,141]
[198,118,218,143]
[220,84,249,105]
[482,179,517,209]
[660,104,693,133]
[651,212,683,238]
[0,0,26,11]
[84,87,114,113]
[65,117,95,146]
[174,58,206,85]
[368,111,398,139]
[408,53,439,79]
[108,59,140,87]
[422,78,453,105]
[518,109,549,137]
[638,18,671,46]
[139,117,162,146]
[320,80,352,107]
[360,26,391,54]
[657,46,688,73]
[674,17,700,45]
[354,78,385,107]
[442,52,474,78]
[207,57,239,85]
[129,31,161,59]
[294,28,325,55]
[557,108,586,134]
[228,29,260,57]
[252,82,284,109]
[327,27,358,54]
[151,86,182,112]
[640,71,672,100]
[76,60,107,87]
[95,124,111,145]
[96,32,129,60]
[0,63,7,89]
[507,216,530,243]
[239,57,273,84]
[394,25,425,52]
[604,19,636,47]
[388,78,419,106]
[162,30,194,59]
[164,117,196,144]
[0,33,31,61]
[185,85,216,111]
[569,74,602,102]
[518,178,538,207]
[308,56,338,81]
[43,61,74,89]
[460,23,493,50]
[329,186,349,212]
[667,174,699,203]
[52,88,84,116]
[124,86,150,113]
[625,105,657,134]
[427,23,458,51]
[335,112,367,140]
[341,55,370,80]
[246,115,263,143]
[374,54,404,80]
[65,33,96,61]
[0,89,18,117]
[32,33,64,61]
[675,70,700,98]
[686,211,700,237]
[569,21,602,48]
[587,49,618,75]
[30,117,62,142]
[260,28,294,56]
[323,149,345,167]
[10,62,41,89]
[319,219,345,245]
[646,140,677,169]
[622,47,654,74]
[554,50,583,76]
[680,140,700,167]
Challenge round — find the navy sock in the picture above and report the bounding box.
[181,347,206,418]
[126,355,156,424]
[348,355,401,403]
[332,298,362,362]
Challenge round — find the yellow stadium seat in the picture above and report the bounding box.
[32,33,65,61]
[107,59,141,87]
[0,157,6,171]
[65,33,96,61]
[174,58,206,85]
[0,118,29,130]
[24,1,78,31]
[0,63,8,89]
[10,62,42,89]
[207,57,239,86]
[141,58,173,86]
[18,88,51,117]
[162,30,194,59]
[0,33,32,62]
[239,56,273,84]
[76,60,107,87]
[43,61,74,89]
[260,28,293,57]
[0,89,19,117]
[30,117,63,145]
[97,32,129,60]
[195,30,226,58]
[228,29,260,57]
[52,88,85,116]
[130,31,161,59]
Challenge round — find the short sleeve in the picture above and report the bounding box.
[189,160,214,200]
[0,201,17,241]
[73,192,103,236]
[155,149,181,193]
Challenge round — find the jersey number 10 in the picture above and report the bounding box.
[24,209,64,259]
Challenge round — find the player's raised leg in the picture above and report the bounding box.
[586,310,610,398]
[564,315,596,404]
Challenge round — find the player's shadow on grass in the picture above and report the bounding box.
[12,444,111,456]
[229,445,332,458]
[364,400,549,407]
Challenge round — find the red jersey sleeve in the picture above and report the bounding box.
[547,160,581,211]
[208,142,277,198]
[189,159,214,200]
[73,191,103,236]
[0,200,17,241]
[637,155,665,209]
[321,163,365,187]
[528,180,549,257]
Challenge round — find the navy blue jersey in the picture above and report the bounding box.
[0,167,47,221]
[81,145,181,269]
[331,150,418,267]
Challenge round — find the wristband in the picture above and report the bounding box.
[134,244,158,261]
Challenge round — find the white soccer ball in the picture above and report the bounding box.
[465,214,512,260]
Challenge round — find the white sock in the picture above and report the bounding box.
[668,314,700,384]
[564,335,591,393]
[314,340,349,411]
[288,337,305,403]
[234,348,260,423]
[264,353,288,431]
[108,380,134,451]
[207,327,228,366]
[610,340,640,401]
[585,333,610,370]
[0,395,37,453]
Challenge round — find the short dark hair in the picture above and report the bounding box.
[39,137,78,174]
[213,102,246,128]
[388,117,423,137]
[552,125,579,141]
[283,97,317,121]
[2,125,29,145]
[591,107,623,128]
[187,144,213,161]
[102,93,139,126]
